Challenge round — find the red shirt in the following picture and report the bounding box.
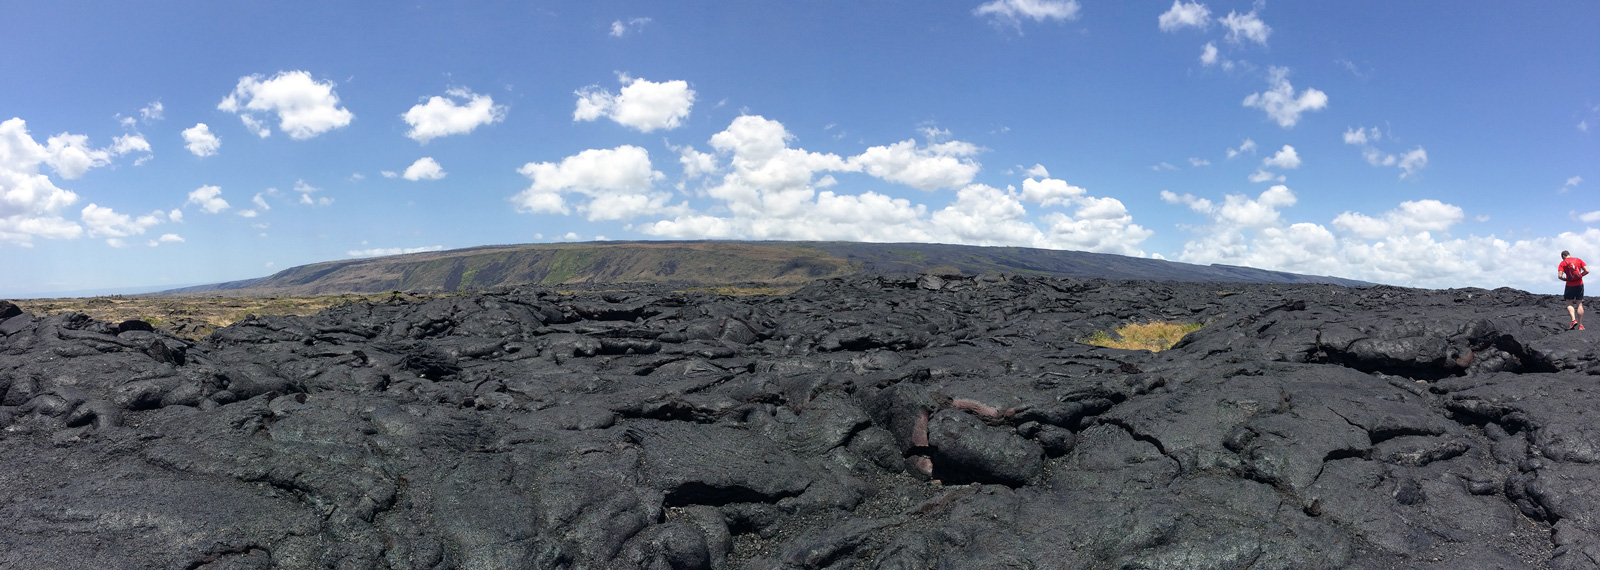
[1560,257,1587,286]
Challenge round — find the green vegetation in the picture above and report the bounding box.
[1083,320,1204,352]
[543,249,596,284]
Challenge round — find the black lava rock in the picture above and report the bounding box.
[0,277,1590,568]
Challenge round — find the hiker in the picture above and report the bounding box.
[1559,250,1588,330]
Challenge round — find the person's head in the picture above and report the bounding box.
[1562,250,1571,259]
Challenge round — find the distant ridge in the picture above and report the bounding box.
[159,241,1369,296]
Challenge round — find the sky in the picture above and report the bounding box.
[2,1,1597,297]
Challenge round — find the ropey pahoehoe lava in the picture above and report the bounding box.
[2,274,1597,569]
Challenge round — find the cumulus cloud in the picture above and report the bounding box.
[1158,1,1211,31]
[1024,164,1050,178]
[347,245,445,257]
[149,233,184,247]
[1161,185,1590,290]
[81,204,166,238]
[630,116,1149,255]
[182,123,221,157]
[1262,145,1301,169]
[0,118,89,245]
[402,88,507,143]
[1220,10,1270,45]
[610,17,652,37]
[573,75,695,133]
[513,145,670,221]
[848,139,982,190]
[1242,67,1327,128]
[402,157,446,181]
[1331,199,1462,239]
[974,0,1080,31]
[186,185,229,214]
[1200,42,1220,66]
[218,70,354,140]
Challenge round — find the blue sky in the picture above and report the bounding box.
[2,1,1596,297]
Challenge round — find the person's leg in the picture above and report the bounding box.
[1579,300,1585,328]
[1570,300,1579,324]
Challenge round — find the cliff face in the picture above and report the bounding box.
[160,241,1367,297]
[0,276,1588,569]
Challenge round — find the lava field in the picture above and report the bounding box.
[2,274,1598,569]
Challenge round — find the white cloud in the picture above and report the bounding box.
[1220,10,1270,45]
[0,118,87,245]
[1152,162,1178,171]
[81,204,165,238]
[974,0,1080,30]
[1242,67,1328,128]
[347,245,446,257]
[149,233,183,247]
[1331,200,1462,239]
[218,70,354,140]
[1158,1,1211,32]
[848,139,982,190]
[252,193,270,212]
[609,17,652,37]
[402,157,447,181]
[1343,126,1425,179]
[1577,211,1600,223]
[677,146,719,180]
[1019,177,1086,207]
[1226,138,1256,158]
[1247,169,1284,183]
[1024,164,1050,178]
[1163,187,1591,290]
[1581,120,1590,133]
[573,75,695,133]
[140,102,164,123]
[1189,157,1211,167]
[1200,42,1219,66]
[380,170,398,179]
[513,145,670,220]
[1397,147,1427,179]
[111,134,151,156]
[402,87,507,143]
[1565,176,1583,188]
[176,122,220,156]
[186,185,229,214]
[1342,126,1380,145]
[42,133,112,179]
[295,181,332,207]
[1262,145,1301,169]
[630,116,1150,255]
[168,209,183,223]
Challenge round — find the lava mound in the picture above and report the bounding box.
[1,276,1597,569]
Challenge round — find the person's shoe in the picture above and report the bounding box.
[1572,321,1580,330]
[1582,325,1587,331]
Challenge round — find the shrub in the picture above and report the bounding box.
[1083,320,1204,352]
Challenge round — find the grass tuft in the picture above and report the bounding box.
[1083,320,1204,352]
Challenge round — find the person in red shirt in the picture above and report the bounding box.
[1559,250,1589,330]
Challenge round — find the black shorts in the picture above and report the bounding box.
[1566,284,1585,301]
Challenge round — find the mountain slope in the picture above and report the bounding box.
[161,241,1368,296]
